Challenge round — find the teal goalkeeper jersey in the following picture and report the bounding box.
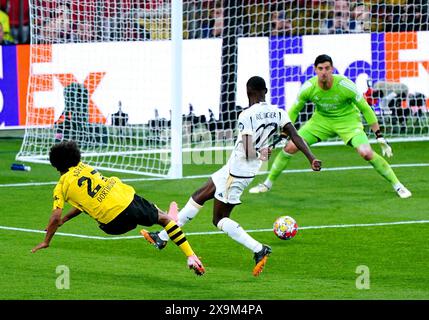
[288,74,378,125]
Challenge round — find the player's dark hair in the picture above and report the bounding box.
[246,76,267,92]
[49,140,81,172]
[314,54,333,67]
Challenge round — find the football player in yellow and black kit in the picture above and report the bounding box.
[31,140,205,275]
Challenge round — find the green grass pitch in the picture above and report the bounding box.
[0,138,428,300]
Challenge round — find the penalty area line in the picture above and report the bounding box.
[0,163,428,188]
[0,220,428,240]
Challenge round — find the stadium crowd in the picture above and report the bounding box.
[1,0,428,44]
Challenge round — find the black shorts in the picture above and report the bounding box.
[98,194,159,235]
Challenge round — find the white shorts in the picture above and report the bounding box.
[211,165,254,204]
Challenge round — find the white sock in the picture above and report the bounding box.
[158,197,202,241]
[217,217,263,253]
[177,197,203,226]
[393,182,403,190]
[263,179,273,189]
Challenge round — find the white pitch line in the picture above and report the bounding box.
[1,220,428,240]
[0,163,428,188]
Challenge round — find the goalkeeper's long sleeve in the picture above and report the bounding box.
[355,95,378,126]
[288,100,306,124]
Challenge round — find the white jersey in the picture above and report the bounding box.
[228,102,291,177]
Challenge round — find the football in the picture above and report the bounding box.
[273,216,298,240]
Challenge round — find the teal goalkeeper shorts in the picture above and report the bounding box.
[298,113,370,148]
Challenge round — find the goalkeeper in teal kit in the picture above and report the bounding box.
[250,54,411,198]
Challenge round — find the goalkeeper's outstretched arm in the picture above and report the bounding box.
[371,123,393,158]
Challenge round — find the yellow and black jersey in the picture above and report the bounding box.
[53,162,135,224]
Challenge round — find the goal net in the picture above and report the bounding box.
[17,1,429,177]
[17,0,177,177]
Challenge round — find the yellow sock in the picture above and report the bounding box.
[164,221,194,257]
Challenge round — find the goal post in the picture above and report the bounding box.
[170,0,183,179]
[17,1,429,177]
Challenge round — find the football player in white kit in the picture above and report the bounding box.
[142,76,322,276]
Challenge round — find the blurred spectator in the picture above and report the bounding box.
[8,0,30,43]
[184,0,204,39]
[349,2,371,33]
[0,2,14,43]
[199,8,212,38]
[319,0,351,34]
[0,21,13,44]
[126,20,151,41]
[304,1,327,35]
[271,10,292,36]
[40,3,73,43]
[400,0,429,31]
[372,2,405,32]
[385,4,403,32]
[73,22,94,43]
[211,1,223,38]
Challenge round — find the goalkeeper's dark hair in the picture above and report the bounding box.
[49,140,81,172]
[246,76,267,93]
[314,54,333,67]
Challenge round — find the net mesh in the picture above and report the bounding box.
[17,0,429,177]
[18,0,174,177]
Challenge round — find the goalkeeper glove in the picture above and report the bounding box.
[375,130,393,158]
